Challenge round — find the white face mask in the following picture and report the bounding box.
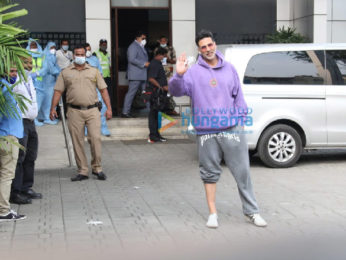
[50,49,56,55]
[141,39,147,47]
[86,51,92,58]
[62,45,69,51]
[74,56,86,65]
[30,48,38,52]
[160,44,167,48]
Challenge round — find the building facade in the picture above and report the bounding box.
[277,0,346,43]
[14,0,346,113]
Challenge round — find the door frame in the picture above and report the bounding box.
[111,1,172,114]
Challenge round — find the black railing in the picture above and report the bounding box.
[214,33,268,44]
[19,32,86,49]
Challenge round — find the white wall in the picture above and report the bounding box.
[277,0,330,42]
[277,0,294,28]
[292,0,314,41]
[327,0,346,42]
[171,0,196,105]
[85,0,111,53]
[313,0,328,43]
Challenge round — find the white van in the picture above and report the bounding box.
[219,43,346,168]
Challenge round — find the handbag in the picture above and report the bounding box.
[131,88,147,109]
[152,88,170,112]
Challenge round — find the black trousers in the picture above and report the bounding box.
[11,119,38,194]
[148,101,160,140]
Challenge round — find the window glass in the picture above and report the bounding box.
[244,51,324,85]
[326,50,346,85]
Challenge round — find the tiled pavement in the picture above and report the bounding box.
[1,124,346,259]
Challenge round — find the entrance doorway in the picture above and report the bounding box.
[111,8,170,115]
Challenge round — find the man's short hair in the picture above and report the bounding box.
[99,38,107,44]
[134,30,145,38]
[60,39,69,44]
[84,43,91,48]
[159,35,167,40]
[155,47,168,56]
[73,45,86,53]
[195,30,215,46]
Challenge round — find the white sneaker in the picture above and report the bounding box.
[245,213,267,227]
[206,213,218,228]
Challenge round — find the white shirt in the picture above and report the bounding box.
[13,73,38,120]
[56,49,73,69]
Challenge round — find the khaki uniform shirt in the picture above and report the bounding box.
[154,45,176,80]
[54,64,107,107]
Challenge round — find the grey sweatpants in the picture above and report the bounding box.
[197,126,259,215]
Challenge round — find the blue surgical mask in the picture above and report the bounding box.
[10,76,17,84]
[62,45,69,51]
[74,56,86,65]
[160,44,167,48]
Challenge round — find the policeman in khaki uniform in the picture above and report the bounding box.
[50,45,112,182]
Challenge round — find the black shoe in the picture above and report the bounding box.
[0,210,26,222]
[10,193,32,205]
[22,189,42,199]
[121,113,132,118]
[71,174,89,182]
[147,135,162,143]
[92,171,107,180]
[157,134,167,142]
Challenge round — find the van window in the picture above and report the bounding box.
[325,50,346,85]
[243,51,325,85]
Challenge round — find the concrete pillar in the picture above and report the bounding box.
[85,0,111,54]
[327,0,346,42]
[313,0,328,43]
[277,0,294,29]
[171,0,196,106]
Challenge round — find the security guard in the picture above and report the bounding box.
[95,39,113,112]
[50,45,112,182]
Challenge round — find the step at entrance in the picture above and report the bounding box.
[101,117,189,141]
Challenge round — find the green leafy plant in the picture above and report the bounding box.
[266,26,309,43]
[0,1,29,150]
[0,3,29,117]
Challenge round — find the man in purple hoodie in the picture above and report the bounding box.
[169,30,267,228]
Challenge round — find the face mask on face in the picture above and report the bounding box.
[100,46,107,51]
[86,51,92,58]
[30,48,38,53]
[50,49,56,55]
[62,45,69,51]
[74,56,86,65]
[141,39,147,47]
[9,76,17,84]
[160,44,167,48]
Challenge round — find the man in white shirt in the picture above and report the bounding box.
[56,39,73,70]
[10,57,42,205]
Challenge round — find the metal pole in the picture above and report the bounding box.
[59,97,75,167]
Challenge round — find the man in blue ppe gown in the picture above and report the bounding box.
[26,39,44,126]
[85,43,111,137]
[39,41,61,125]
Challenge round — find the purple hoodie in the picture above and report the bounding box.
[168,51,248,135]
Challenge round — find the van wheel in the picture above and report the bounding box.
[257,124,302,168]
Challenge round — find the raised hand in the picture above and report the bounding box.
[176,53,188,76]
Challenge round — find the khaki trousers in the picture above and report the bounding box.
[67,107,102,175]
[0,136,19,215]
